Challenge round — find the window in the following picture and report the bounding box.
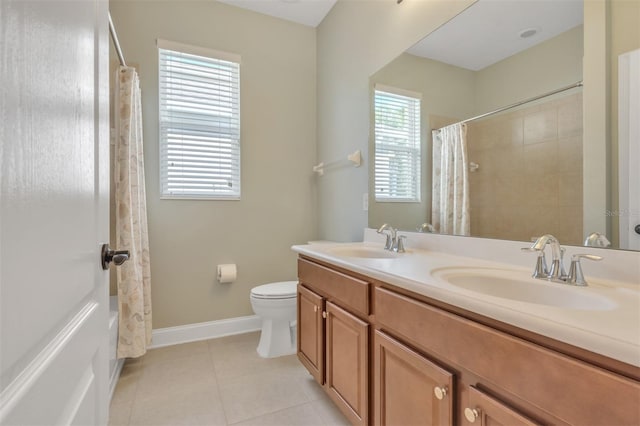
[373,85,421,202]
[158,39,241,199]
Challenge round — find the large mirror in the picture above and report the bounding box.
[368,0,639,251]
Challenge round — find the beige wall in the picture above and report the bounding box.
[468,93,583,245]
[583,0,610,240]
[582,0,639,247]
[369,53,476,231]
[474,26,583,114]
[110,1,317,328]
[316,0,476,242]
[609,0,640,246]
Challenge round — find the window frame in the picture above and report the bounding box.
[373,84,422,203]
[157,39,242,200]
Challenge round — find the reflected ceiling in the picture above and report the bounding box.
[407,0,583,70]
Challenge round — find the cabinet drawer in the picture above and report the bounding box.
[375,287,640,425]
[464,386,540,426]
[298,258,369,317]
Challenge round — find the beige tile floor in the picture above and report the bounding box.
[109,332,349,426]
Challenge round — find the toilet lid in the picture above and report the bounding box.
[251,281,298,299]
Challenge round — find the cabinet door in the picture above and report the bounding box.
[297,285,324,385]
[374,331,454,426]
[326,301,369,426]
[464,386,540,426]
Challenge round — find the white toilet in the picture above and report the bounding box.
[250,281,298,358]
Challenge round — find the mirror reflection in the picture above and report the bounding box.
[369,0,639,251]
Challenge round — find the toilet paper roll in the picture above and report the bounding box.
[217,264,237,283]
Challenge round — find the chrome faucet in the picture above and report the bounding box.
[529,234,564,281]
[377,223,396,250]
[376,223,406,252]
[523,234,603,286]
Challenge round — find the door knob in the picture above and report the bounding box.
[635,224,640,235]
[101,243,130,270]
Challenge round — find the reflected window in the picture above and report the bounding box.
[374,86,421,202]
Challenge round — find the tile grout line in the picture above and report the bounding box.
[225,401,320,426]
[208,339,231,426]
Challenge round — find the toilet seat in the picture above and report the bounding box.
[250,281,298,299]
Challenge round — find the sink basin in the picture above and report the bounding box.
[432,267,616,310]
[328,246,398,259]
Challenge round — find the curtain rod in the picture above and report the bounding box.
[434,81,583,132]
[108,12,127,67]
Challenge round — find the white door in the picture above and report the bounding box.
[0,0,110,424]
[618,48,640,251]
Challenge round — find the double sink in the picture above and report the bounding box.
[326,244,616,311]
[293,241,640,367]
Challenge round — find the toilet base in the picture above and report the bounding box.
[256,319,296,358]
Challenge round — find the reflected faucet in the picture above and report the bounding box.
[584,232,611,248]
[417,223,436,233]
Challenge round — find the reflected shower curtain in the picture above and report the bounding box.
[431,123,470,236]
[115,66,152,358]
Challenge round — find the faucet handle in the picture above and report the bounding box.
[566,254,603,286]
[395,235,407,253]
[572,254,603,262]
[521,247,548,278]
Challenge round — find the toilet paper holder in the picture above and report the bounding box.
[217,264,237,283]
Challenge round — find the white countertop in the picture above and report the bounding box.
[292,240,640,368]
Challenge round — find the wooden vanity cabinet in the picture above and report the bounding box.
[297,255,640,426]
[297,258,370,426]
[375,286,640,425]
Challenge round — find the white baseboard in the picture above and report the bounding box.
[149,315,262,349]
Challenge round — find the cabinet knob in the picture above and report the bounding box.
[464,407,480,423]
[314,305,318,313]
[433,386,448,400]
[322,311,327,319]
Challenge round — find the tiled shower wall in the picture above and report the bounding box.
[467,92,583,245]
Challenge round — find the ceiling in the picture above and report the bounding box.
[217,0,583,69]
[406,0,583,71]
[218,0,337,27]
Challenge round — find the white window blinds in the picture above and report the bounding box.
[374,86,421,202]
[158,40,241,199]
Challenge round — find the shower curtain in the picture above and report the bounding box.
[115,66,152,358]
[431,122,470,236]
